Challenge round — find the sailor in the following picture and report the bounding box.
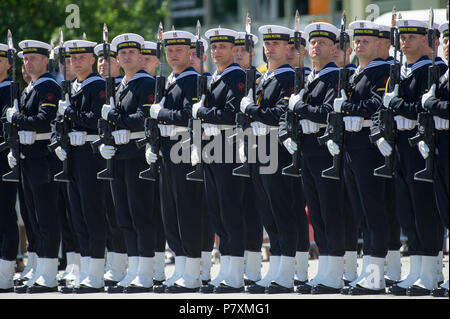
[9,40,62,293]
[100,33,158,294]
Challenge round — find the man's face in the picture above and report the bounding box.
[140,55,158,74]
[21,64,32,84]
[234,45,250,67]
[0,57,10,76]
[400,33,427,57]
[23,53,48,77]
[97,55,120,77]
[309,37,335,62]
[443,36,449,61]
[166,45,190,70]
[286,44,307,68]
[353,36,380,60]
[59,57,75,80]
[264,40,288,63]
[117,48,141,71]
[70,53,95,76]
[211,42,236,66]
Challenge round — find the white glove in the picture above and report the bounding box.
[150,97,165,119]
[58,93,71,116]
[383,84,399,108]
[394,116,405,131]
[240,88,254,113]
[300,120,310,134]
[6,99,19,123]
[112,130,131,145]
[250,121,269,136]
[376,138,393,157]
[99,144,116,160]
[18,131,36,145]
[68,131,87,146]
[349,117,364,132]
[326,140,340,156]
[308,121,320,134]
[202,123,221,137]
[343,117,353,132]
[333,89,347,113]
[238,140,247,163]
[283,138,297,155]
[55,146,67,162]
[288,90,304,111]
[434,116,449,131]
[145,145,158,165]
[101,96,115,121]
[192,95,205,119]
[158,124,175,137]
[7,151,25,168]
[421,84,436,107]
[418,141,430,159]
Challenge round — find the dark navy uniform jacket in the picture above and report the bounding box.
[156,67,198,127]
[63,72,106,134]
[341,58,390,151]
[11,72,61,159]
[197,63,246,125]
[281,62,339,156]
[0,77,12,143]
[423,68,449,119]
[106,70,155,160]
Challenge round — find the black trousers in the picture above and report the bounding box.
[344,148,389,258]
[343,187,359,252]
[110,156,157,257]
[394,131,443,256]
[105,186,126,254]
[20,156,60,258]
[434,131,449,229]
[66,146,107,259]
[293,178,310,252]
[302,152,345,257]
[57,183,79,255]
[385,180,402,251]
[154,183,166,253]
[159,138,203,259]
[242,177,264,253]
[0,152,18,261]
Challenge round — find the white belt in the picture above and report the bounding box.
[130,132,146,140]
[363,120,373,128]
[35,133,52,141]
[86,135,100,142]
[174,126,189,134]
[217,125,235,131]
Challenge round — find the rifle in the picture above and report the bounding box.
[48,29,72,183]
[48,40,55,74]
[408,8,439,183]
[186,20,207,182]
[282,10,304,178]
[232,13,255,178]
[369,6,400,178]
[0,30,21,182]
[317,12,348,180]
[136,23,165,181]
[92,24,116,181]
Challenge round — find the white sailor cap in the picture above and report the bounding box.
[349,20,380,38]
[397,20,428,35]
[0,43,8,58]
[288,30,307,46]
[205,28,238,44]
[163,30,195,47]
[235,32,259,46]
[141,41,157,55]
[190,37,209,51]
[18,40,51,56]
[440,22,449,38]
[54,45,71,58]
[377,25,391,39]
[111,33,145,52]
[304,22,339,43]
[258,25,292,42]
[64,40,97,55]
[17,51,24,59]
[94,43,118,58]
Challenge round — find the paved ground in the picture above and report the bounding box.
[1,255,448,300]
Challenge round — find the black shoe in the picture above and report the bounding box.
[58,279,67,287]
[14,278,28,286]
[349,285,385,296]
[27,283,58,294]
[166,283,199,293]
[74,285,105,294]
[104,280,119,287]
[244,279,257,286]
[199,284,215,294]
[59,286,75,294]
[265,282,294,294]
[294,279,307,286]
[388,284,407,296]
[201,280,211,286]
[245,283,266,294]
[213,283,244,294]
[123,285,152,294]
[296,283,313,294]
[385,278,399,287]
[431,287,447,297]
[153,284,167,293]
[0,287,14,293]
[106,285,126,294]
[406,285,432,297]
[153,280,165,286]
[311,283,342,294]
[15,285,30,294]
[343,279,353,286]
[340,286,352,295]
